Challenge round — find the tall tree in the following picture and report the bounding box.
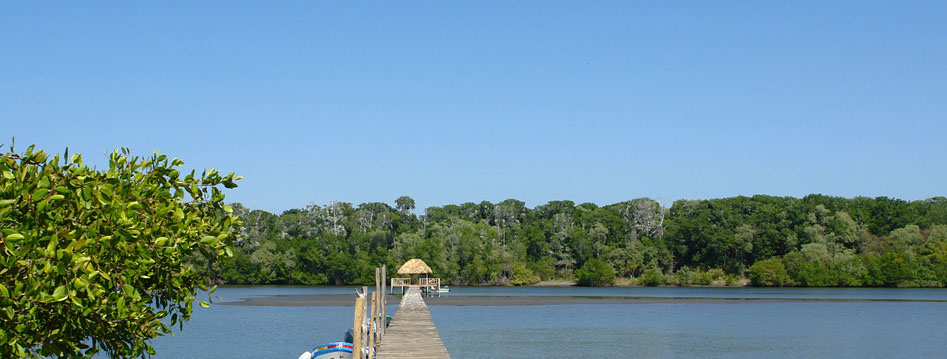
[395,196,415,213]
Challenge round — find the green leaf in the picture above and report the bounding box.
[0,199,14,207]
[155,237,169,246]
[46,236,58,253]
[5,233,24,242]
[0,284,8,297]
[52,286,68,302]
[199,301,210,308]
[32,188,49,201]
[200,236,216,245]
[72,277,88,290]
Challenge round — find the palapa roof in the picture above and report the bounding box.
[397,258,433,274]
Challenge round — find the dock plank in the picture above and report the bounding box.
[376,286,450,359]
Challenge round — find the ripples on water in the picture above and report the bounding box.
[148,286,947,359]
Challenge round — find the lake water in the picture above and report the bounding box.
[149,286,947,358]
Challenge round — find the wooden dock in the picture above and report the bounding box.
[375,286,451,359]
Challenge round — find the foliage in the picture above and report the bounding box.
[574,258,615,287]
[0,145,240,358]
[213,194,947,288]
[674,267,694,285]
[671,267,720,286]
[526,259,556,281]
[748,258,791,287]
[640,268,665,286]
[510,262,539,286]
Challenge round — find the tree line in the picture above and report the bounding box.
[209,195,947,287]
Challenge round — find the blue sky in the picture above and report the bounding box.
[2,2,945,213]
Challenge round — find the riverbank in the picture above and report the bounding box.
[530,277,752,287]
[219,293,947,307]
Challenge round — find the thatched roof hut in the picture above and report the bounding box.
[397,258,433,275]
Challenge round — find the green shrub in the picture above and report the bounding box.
[0,145,241,358]
[511,262,539,286]
[675,267,693,285]
[695,271,714,285]
[527,259,556,281]
[748,258,791,287]
[575,259,616,287]
[641,268,665,286]
[707,268,726,281]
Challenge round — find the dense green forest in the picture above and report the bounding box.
[206,195,947,287]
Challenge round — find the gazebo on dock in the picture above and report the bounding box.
[391,258,439,293]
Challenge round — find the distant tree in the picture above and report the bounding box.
[605,241,645,277]
[640,268,665,286]
[510,262,539,286]
[574,258,615,287]
[395,196,415,213]
[890,225,924,253]
[494,199,525,244]
[0,145,241,358]
[748,258,791,287]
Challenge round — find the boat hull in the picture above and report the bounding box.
[422,286,450,294]
[311,342,353,359]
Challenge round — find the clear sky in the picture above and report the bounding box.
[2,2,945,213]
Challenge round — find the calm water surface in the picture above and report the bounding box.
[149,286,947,358]
[441,286,947,301]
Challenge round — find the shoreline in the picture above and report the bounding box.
[219,293,947,307]
[530,277,753,287]
[528,280,752,288]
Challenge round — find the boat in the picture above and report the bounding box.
[298,326,384,359]
[297,342,353,359]
[421,285,450,294]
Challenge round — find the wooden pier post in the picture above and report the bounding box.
[352,289,366,359]
[374,267,382,343]
[381,265,386,338]
[368,291,377,359]
[361,286,369,334]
